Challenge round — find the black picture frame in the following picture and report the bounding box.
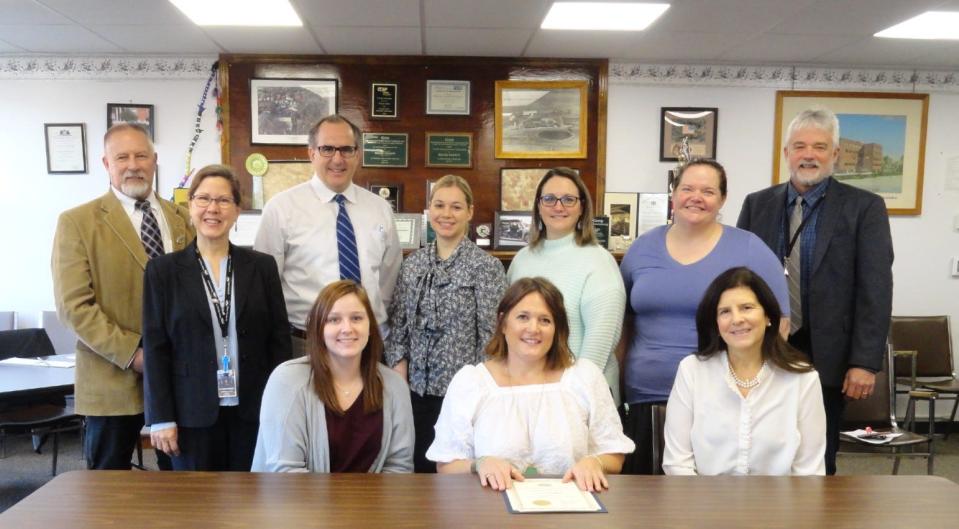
[659,107,718,162]
[44,123,88,174]
[494,211,533,250]
[370,183,403,212]
[370,82,398,119]
[107,103,155,140]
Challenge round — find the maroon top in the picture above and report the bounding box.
[326,392,384,472]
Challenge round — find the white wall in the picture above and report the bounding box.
[608,81,959,384]
[0,77,220,326]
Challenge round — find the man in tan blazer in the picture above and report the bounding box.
[52,123,193,469]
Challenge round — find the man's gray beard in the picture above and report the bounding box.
[121,178,151,200]
[791,171,828,188]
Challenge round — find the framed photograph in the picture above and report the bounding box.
[371,82,398,119]
[773,91,929,215]
[107,103,155,140]
[393,213,422,250]
[494,80,588,159]
[44,123,87,174]
[362,133,409,168]
[426,80,470,115]
[638,192,670,235]
[370,183,402,212]
[659,107,717,162]
[604,192,639,240]
[425,132,472,168]
[250,78,337,145]
[494,211,533,250]
[500,167,579,211]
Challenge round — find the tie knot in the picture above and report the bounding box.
[795,196,803,207]
[136,200,151,212]
[334,194,347,206]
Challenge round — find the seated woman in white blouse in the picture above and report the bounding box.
[663,267,826,476]
[427,277,635,492]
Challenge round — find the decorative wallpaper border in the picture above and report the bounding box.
[0,55,217,80]
[610,62,959,92]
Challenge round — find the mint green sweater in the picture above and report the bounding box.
[507,234,626,404]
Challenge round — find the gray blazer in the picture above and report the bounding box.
[251,358,414,473]
[737,178,893,387]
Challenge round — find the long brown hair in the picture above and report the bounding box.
[305,280,384,414]
[485,277,575,371]
[695,267,812,373]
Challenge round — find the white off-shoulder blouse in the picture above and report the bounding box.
[426,360,635,476]
[663,353,826,476]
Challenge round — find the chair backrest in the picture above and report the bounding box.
[890,315,953,378]
[650,403,667,475]
[39,310,78,356]
[842,342,897,430]
[0,311,15,331]
[0,328,57,361]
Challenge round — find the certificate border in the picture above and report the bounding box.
[426,80,471,116]
[44,123,88,174]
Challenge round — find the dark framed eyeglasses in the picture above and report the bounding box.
[191,195,236,208]
[539,194,580,208]
[316,145,358,158]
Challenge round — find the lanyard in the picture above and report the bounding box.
[781,194,825,260]
[196,248,233,368]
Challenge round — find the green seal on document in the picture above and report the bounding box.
[245,153,269,176]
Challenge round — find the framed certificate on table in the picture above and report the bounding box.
[426,80,470,115]
[44,123,87,174]
[393,213,422,250]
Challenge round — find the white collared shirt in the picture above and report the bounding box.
[253,176,402,336]
[110,186,174,253]
[663,353,826,476]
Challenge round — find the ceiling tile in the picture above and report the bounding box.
[766,0,948,36]
[814,37,946,68]
[718,33,861,63]
[88,25,221,54]
[0,0,73,24]
[525,30,639,58]
[0,38,24,52]
[294,0,421,27]
[653,0,819,34]
[425,27,532,56]
[314,26,422,54]
[202,27,323,54]
[36,0,191,25]
[613,31,746,62]
[0,24,122,52]
[906,42,959,69]
[423,0,548,29]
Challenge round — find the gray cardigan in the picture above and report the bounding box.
[251,357,414,473]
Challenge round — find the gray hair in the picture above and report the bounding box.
[785,106,839,147]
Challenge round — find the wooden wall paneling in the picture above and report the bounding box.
[220,54,608,230]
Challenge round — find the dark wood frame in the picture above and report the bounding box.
[659,107,717,162]
[107,103,155,140]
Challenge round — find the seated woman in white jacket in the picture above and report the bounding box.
[252,280,414,473]
[663,267,825,476]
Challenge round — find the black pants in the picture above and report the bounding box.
[821,386,845,476]
[84,414,144,470]
[619,401,665,475]
[410,391,444,473]
[171,406,258,471]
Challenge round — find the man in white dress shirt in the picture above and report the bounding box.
[254,115,401,355]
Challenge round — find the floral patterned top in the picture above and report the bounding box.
[385,238,506,397]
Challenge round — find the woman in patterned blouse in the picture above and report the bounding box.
[386,174,507,473]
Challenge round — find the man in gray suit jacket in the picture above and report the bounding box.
[737,106,893,475]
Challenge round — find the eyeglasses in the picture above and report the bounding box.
[191,195,236,208]
[539,194,580,208]
[315,145,358,158]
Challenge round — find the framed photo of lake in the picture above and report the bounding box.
[495,80,588,159]
[773,91,929,215]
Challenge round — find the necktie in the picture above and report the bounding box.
[334,194,361,283]
[136,200,164,260]
[786,196,803,334]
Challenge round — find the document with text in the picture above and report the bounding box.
[504,479,606,514]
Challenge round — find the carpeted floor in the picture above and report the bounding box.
[1,429,957,513]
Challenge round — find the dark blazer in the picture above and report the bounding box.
[736,178,893,387]
[143,242,292,428]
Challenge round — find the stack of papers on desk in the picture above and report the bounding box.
[504,479,605,514]
[0,356,76,368]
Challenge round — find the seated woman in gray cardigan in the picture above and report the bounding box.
[252,280,414,472]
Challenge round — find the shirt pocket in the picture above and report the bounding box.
[361,223,389,275]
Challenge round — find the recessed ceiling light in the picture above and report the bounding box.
[169,0,302,27]
[875,11,959,40]
[542,2,669,31]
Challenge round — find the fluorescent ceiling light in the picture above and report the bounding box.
[542,2,669,31]
[169,0,302,27]
[875,11,959,40]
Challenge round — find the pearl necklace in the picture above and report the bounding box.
[728,361,768,389]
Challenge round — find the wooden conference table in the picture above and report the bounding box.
[2,471,958,528]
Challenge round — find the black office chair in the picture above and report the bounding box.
[0,328,83,475]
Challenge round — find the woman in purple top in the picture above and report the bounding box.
[619,160,790,474]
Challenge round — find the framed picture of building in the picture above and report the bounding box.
[494,80,588,159]
[773,91,929,215]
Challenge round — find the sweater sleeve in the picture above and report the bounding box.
[577,251,627,371]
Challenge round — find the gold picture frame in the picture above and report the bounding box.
[773,90,929,216]
[494,80,588,159]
